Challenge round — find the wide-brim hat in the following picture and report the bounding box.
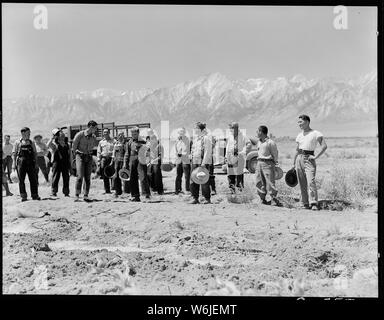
[161,163,173,172]
[10,171,19,183]
[191,166,209,185]
[118,168,130,181]
[33,134,43,140]
[275,166,284,180]
[52,128,61,136]
[285,167,298,187]
[104,164,116,178]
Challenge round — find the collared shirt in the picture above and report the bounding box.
[35,141,49,157]
[2,143,13,159]
[72,130,97,155]
[174,135,191,165]
[97,138,114,161]
[146,137,163,163]
[296,130,323,151]
[257,137,278,163]
[191,131,212,165]
[112,140,126,162]
[124,136,147,163]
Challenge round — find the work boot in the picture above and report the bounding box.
[21,198,28,202]
[189,198,199,204]
[32,196,41,201]
[201,198,211,204]
[261,199,270,205]
[311,204,319,211]
[130,197,141,202]
[74,194,80,202]
[300,204,310,209]
[50,192,57,197]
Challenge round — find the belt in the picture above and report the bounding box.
[258,158,275,162]
[298,149,314,155]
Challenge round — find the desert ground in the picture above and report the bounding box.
[2,137,378,297]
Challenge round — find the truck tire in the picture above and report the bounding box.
[247,156,258,173]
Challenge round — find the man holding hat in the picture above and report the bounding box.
[293,115,327,210]
[124,127,151,201]
[146,129,164,195]
[12,127,41,201]
[72,120,98,201]
[174,127,191,195]
[33,134,50,184]
[255,125,281,206]
[189,122,212,204]
[97,128,114,194]
[112,132,129,197]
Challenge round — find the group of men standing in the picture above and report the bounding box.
[3,114,327,210]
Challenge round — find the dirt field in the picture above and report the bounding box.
[2,137,378,297]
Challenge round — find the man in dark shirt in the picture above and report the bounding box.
[72,120,98,201]
[123,127,151,202]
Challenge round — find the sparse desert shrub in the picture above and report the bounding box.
[321,161,378,210]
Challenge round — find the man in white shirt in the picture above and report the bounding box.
[174,127,191,195]
[3,135,13,183]
[293,115,327,210]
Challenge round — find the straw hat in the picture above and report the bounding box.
[191,166,209,184]
[103,164,116,178]
[275,166,284,180]
[285,167,298,187]
[10,171,19,183]
[118,168,130,181]
[52,128,61,136]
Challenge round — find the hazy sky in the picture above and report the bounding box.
[2,4,377,99]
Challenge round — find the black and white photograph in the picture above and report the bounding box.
[1,2,380,301]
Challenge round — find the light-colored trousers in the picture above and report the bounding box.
[295,154,318,206]
[255,160,277,199]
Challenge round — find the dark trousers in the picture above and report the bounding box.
[209,164,216,192]
[129,157,150,198]
[51,161,70,195]
[175,163,191,193]
[17,159,39,199]
[148,164,164,194]
[100,157,112,193]
[3,156,12,180]
[228,174,244,192]
[190,164,211,200]
[75,154,93,196]
[36,156,49,183]
[114,160,130,195]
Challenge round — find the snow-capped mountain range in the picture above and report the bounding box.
[2,71,377,137]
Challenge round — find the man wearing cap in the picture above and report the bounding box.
[124,127,151,201]
[112,132,129,198]
[146,129,164,195]
[12,127,41,201]
[97,128,114,194]
[174,127,191,195]
[293,115,327,210]
[72,120,98,201]
[255,125,281,206]
[225,122,249,192]
[33,134,50,184]
[47,130,71,197]
[3,135,13,183]
[189,122,212,204]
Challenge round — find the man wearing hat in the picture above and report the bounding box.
[255,125,281,206]
[293,115,327,210]
[72,120,98,201]
[97,128,114,194]
[225,122,249,192]
[174,127,191,195]
[33,134,50,184]
[189,122,212,204]
[47,129,71,197]
[123,127,151,201]
[3,135,14,183]
[146,129,164,195]
[12,127,41,201]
